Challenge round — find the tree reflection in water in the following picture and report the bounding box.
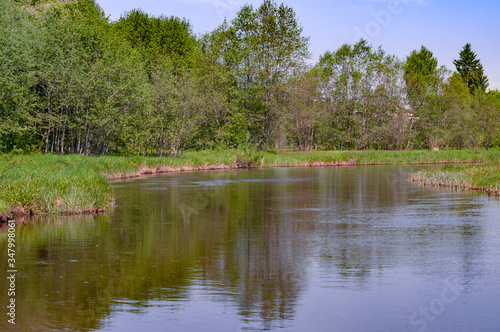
[1,166,498,331]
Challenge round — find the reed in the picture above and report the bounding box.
[410,162,500,195]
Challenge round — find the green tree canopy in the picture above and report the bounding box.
[403,46,440,115]
[317,40,403,150]
[227,0,310,149]
[114,9,196,64]
[1,0,498,154]
[405,46,438,77]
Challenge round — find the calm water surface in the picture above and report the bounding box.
[1,166,500,331]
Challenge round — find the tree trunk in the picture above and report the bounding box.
[484,133,493,151]
[44,92,53,154]
[405,119,414,150]
[60,107,68,155]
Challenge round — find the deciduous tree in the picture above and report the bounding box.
[228,0,310,150]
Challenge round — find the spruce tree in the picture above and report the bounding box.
[474,63,489,92]
[453,43,489,94]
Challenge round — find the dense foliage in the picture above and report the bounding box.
[1,0,499,155]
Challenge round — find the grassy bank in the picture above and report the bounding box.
[261,149,500,167]
[2,149,500,219]
[410,162,500,195]
[0,155,113,219]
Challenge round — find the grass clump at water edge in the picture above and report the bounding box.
[410,162,500,195]
[0,154,114,220]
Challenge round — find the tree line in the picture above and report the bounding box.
[1,0,499,155]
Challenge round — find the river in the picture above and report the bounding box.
[1,166,500,331]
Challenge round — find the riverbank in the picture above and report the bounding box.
[2,149,500,220]
[410,162,500,196]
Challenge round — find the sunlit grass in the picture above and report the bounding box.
[262,149,500,166]
[411,162,500,195]
[0,154,113,216]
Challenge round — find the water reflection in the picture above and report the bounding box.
[1,166,499,331]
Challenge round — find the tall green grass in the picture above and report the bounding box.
[0,154,113,216]
[262,149,500,166]
[411,162,500,195]
[1,149,500,216]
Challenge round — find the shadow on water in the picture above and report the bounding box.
[1,166,499,331]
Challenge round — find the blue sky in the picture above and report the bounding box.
[97,0,500,90]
